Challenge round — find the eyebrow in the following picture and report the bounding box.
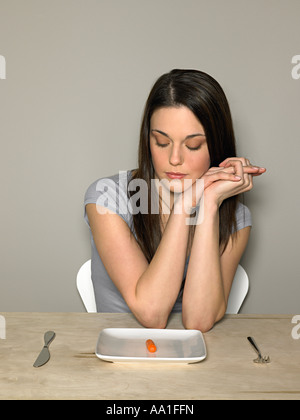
[151,129,205,140]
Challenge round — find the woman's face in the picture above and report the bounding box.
[149,106,211,192]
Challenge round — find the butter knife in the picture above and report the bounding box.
[33,331,56,368]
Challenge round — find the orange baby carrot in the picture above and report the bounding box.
[146,339,157,353]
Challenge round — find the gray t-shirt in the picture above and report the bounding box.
[84,170,252,313]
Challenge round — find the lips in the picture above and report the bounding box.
[165,172,187,179]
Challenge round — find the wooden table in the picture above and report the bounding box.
[0,313,299,400]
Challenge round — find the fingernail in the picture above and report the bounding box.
[234,176,242,180]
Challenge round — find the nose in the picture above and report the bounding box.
[169,144,183,166]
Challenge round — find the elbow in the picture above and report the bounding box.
[183,317,215,333]
[135,307,169,329]
[182,306,226,333]
[139,316,168,330]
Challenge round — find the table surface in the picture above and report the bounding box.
[0,312,300,400]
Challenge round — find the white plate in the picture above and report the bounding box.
[95,328,206,363]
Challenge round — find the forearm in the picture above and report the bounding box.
[134,208,189,327]
[182,200,226,331]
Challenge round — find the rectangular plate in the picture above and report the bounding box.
[95,328,206,363]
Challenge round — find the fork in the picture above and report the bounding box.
[247,336,270,364]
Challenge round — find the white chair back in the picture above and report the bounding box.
[225,264,249,314]
[76,259,96,313]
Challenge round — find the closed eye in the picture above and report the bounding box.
[155,141,169,148]
[186,144,201,151]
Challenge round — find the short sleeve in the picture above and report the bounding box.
[84,171,131,227]
[235,202,252,231]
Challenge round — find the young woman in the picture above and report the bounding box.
[84,69,266,331]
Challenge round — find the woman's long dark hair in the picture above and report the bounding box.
[130,69,238,262]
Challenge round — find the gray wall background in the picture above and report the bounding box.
[0,0,299,313]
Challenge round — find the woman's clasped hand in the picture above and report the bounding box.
[200,157,266,207]
[177,157,266,212]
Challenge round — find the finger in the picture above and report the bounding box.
[223,161,266,177]
[207,166,236,174]
[219,157,248,167]
[222,158,249,168]
[252,168,266,176]
[203,170,242,189]
[242,166,263,173]
[220,159,244,178]
[219,157,233,167]
[254,167,266,173]
[241,166,266,176]
[220,158,266,172]
[240,174,253,193]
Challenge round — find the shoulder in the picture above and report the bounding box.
[84,170,133,224]
[84,170,132,204]
[235,202,252,231]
